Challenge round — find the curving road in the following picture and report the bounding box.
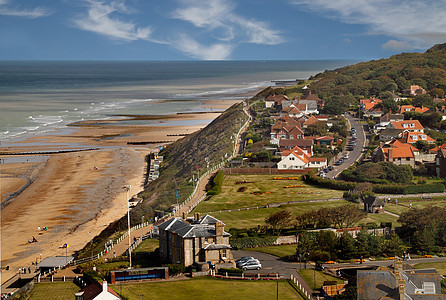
[326,114,369,179]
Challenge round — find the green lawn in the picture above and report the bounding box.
[29,282,80,299]
[414,261,446,276]
[111,277,304,300]
[298,269,343,290]
[193,175,344,213]
[244,244,297,259]
[385,200,446,216]
[133,238,159,253]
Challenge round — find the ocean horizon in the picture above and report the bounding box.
[0,60,356,144]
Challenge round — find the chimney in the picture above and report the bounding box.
[215,222,224,243]
[388,148,393,161]
[195,213,201,221]
[102,281,108,292]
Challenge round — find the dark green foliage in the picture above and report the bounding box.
[230,236,277,250]
[402,183,445,194]
[218,268,243,276]
[207,170,224,195]
[340,162,412,184]
[163,264,186,276]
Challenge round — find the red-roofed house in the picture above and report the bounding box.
[270,114,304,144]
[430,143,446,154]
[75,281,121,300]
[279,138,313,155]
[278,146,327,170]
[265,94,289,108]
[302,115,319,128]
[399,131,435,144]
[388,120,424,133]
[360,98,383,117]
[299,90,325,109]
[373,141,419,168]
[281,104,304,118]
[397,105,429,114]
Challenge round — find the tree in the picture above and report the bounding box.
[265,210,293,235]
[305,122,328,136]
[337,233,356,259]
[428,87,445,99]
[343,205,366,228]
[381,234,404,257]
[412,94,433,108]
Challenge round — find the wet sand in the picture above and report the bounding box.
[0,104,241,285]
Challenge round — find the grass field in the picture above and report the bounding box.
[29,282,80,299]
[244,244,297,259]
[414,261,446,276]
[132,238,159,253]
[207,200,351,229]
[111,277,305,300]
[384,200,446,216]
[194,175,344,213]
[298,269,343,290]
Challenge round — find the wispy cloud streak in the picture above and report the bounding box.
[0,0,50,18]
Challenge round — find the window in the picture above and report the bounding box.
[205,237,209,244]
[290,157,295,161]
[222,249,227,258]
[290,134,294,139]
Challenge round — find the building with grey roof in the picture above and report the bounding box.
[357,260,444,299]
[158,214,234,269]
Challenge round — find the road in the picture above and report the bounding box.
[326,114,369,179]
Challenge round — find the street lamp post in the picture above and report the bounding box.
[123,185,132,268]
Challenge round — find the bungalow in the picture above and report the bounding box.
[75,281,120,300]
[281,104,304,118]
[387,119,424,133]
[294,99,319,114]
[373,141,418,168]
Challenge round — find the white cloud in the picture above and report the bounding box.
[174,34,233,60]
[74,0,153,42]
[290,0,446,50]
[0,0,50,18]
[172,0,283,58]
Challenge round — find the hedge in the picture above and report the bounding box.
[402,183,445,194]
[230,236,278,250]
[207,170,224,195]
[218,268,243,276]
[303,174,357,191]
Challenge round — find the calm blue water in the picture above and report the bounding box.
[0,60,355,142]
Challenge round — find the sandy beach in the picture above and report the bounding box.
[0,101,242,284]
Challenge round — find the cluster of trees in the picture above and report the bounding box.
[296,230,404,262]
[397,206,446,254]
[307,43,446,115]
[265,205,366,235]
[340,162,413,184]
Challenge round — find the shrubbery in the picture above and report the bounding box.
[207,170,224,195]
[163,263,186,276]
[230,236,277,250]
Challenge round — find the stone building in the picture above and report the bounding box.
[158,214,235,269]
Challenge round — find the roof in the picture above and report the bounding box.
[309,157,327,162]
[159,216,231,239]
[363,195,384,206]
[383,146,415,159]
[79,281,120,300]
[380,113,404,122]
[390,120,424,131]
[399,132,435,144]
[279,138,313,147]
[37,256,74,268]
[303,115,319,126]
[203,244,232,250]
[297,100,318,110]
[198,214,224,225]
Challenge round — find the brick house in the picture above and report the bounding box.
[270,114,304,144]
[277,146,327,170]
[158,215,234,268]
[388,119,424,133]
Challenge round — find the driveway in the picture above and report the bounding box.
[233,250,302,277]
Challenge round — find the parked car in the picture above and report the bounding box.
[323,168,329,173]
[238,258,260,268]
[240,260,262,270]
[344,153,349,159]
[236,257,256,265]
[328,166,333,171]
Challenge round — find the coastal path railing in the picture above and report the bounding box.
[290,273,314,300]
[175,102,252,215]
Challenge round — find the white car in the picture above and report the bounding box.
[240,260,262,270]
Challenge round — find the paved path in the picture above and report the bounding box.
[103,225,152,259]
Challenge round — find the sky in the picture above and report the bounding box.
[0,0,445,61]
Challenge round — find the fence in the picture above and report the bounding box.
[290,274,313,299]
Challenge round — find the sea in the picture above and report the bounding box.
[0,60,356,144]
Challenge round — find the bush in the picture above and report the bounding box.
[163,264,186,276]
[218,268,243,276]
[207,170,224,195]
[403,183,445,194]
[230,236,277,250]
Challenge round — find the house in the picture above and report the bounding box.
[158,214,234,269]
[360,98,382,111]
[277,146,327,170]
[294,99,319,114]
[398,105,430,114]
[278,138,313,155]
[403,85,427,96]
[388,120,424,133]
[357,260,444,299]
[298,90,325,109]
[398,131,435,145]
[436,148,446,178]
[375,113,404,131]
[373,141,419,168]
[301,115,319,128]
[363,195,385,213]
[379,128,403,142]
[281,104,304,118]
[306,136,336,148]
[265,94,289,108]
[270,114,304,144]
[75,281,120,300]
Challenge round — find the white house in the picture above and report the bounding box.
[277,146,327,170]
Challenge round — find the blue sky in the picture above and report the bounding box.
[0,0,445,60]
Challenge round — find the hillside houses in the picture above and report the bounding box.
[277,146,327,170]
